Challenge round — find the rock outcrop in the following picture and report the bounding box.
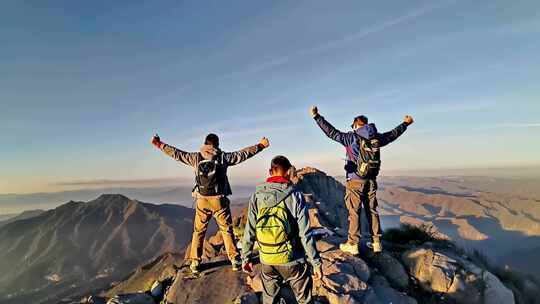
[402,247,515,304]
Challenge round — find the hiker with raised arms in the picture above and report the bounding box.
[310,106,414,254]
[241,156,322,304]
[151,133,270,274]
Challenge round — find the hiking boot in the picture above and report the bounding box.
[367,240,383,253]
[190,260,200,274]
[372,241,382,253]
[339,242,359,255]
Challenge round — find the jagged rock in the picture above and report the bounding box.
[106,293,155,304]
[106,252,182,297]
[87,296,108,304]
[461,259,516,304]
[165,257,251,304]
[320,248,370,283]
[325,288,381,304]
[370,275,417,304]
[326,292,363,304]
[316,244,373,302]
[369,252,409,290]
[233,292,259,304]
[295,168,348,230]
[402,247,515,304]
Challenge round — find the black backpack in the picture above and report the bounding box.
[356,136,381,178]
[195,154,223,196]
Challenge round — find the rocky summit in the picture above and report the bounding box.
[85,168,537,304]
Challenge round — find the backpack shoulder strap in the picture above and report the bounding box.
[275,186,295,208]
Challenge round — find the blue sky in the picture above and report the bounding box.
[1,0,539,193]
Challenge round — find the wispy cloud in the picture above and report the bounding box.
[136,2,448,116]
[473,123,540,131]
[51,177,190,187]
[494,123,540,128]
[249,2,447,74]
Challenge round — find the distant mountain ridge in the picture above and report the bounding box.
[0,209,44,228]
[0,185,255,214]
[0,194,199,304]
[374,176,540,280]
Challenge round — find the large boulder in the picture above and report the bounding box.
[402,247,514,304]
[295,168,349,231]
[315,245,373,303]
[106,252,182,297]
[165,257,251,304]
[368,252,409,291]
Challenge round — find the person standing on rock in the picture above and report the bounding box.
[310,106,414,254]
[151,133,270,274]
[241,155,323,304]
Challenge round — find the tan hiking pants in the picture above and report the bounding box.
[190,196,239,262]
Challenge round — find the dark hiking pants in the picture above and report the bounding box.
[345,179,382,245]
[261,263,313,304]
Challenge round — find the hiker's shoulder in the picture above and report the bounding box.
[290,190,305,206]
[255,182,271,192]
[254,182,294,198]
[255,181,289,189]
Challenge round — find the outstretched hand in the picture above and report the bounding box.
[310,106,319,117]
[243,262,254,274]
[151,134,162,148]
[259,137,270,149]
[404,115,414,126]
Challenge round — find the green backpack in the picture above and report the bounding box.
[255,192,296,264]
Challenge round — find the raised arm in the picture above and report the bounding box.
[241,195,258,266]
[223,137,269,166]
[379,115,414,147]
[311,106,356,147]
[293,192,322,270]
[151,135,198,167]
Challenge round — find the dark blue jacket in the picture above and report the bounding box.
[314,114,408,180]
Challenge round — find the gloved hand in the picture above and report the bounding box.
[310,106,319,117]
[404,115,414,126]
[243,262,254,274]
[151,134,163,149]
[259,137,270,149]
[312,265,323,281]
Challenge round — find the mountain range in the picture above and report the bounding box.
[0,171,539,303]
[90,168,537,304]
[374,176,540,277]
[0,194,200,304]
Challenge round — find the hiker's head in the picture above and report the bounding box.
[351,115,368,130]
[204,133,220,148]
[269,155,292,178]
